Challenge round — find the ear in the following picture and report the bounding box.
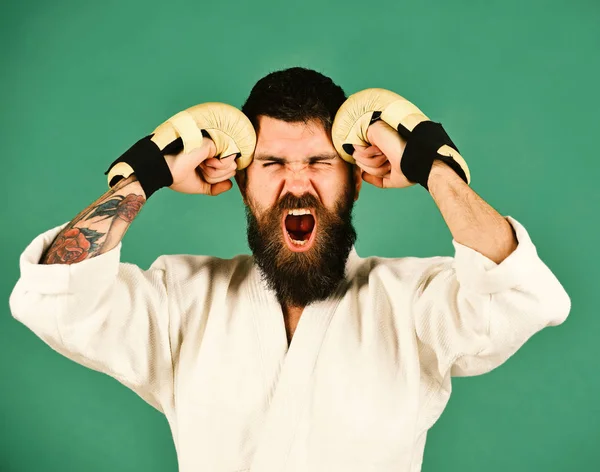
[235,168,248,204]
[352,164,363,201]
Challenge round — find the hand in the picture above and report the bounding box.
[163,137,237,196]
[352,120,415,189]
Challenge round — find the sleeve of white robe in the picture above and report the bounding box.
[411,216,571,378]
[9,222,174,412]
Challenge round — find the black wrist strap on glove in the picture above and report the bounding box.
[398,120,468,190]
[104,135,176,199]
[371,113,468,191]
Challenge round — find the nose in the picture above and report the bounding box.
[283,163,312,196]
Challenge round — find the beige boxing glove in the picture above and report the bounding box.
[106,102,256,197]
[331,88,470,188]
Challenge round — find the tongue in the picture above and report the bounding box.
[285,214,315,236]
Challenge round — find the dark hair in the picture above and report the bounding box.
[241,67,347,132]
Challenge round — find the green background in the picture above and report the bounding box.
[2,0,598,470]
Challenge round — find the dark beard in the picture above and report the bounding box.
[246,188,357,307]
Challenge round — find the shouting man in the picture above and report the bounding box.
[10,67,570,472]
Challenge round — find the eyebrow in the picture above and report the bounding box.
[254,153,339,163]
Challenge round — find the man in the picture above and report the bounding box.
[9,67,570,471]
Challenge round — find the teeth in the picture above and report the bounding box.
[290,238,307,246]
[288,208,311,216]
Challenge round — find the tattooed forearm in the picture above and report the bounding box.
[41,176,147,265]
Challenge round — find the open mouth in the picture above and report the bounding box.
[281,208,317,252]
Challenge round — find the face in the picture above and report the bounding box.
[237,116,362,308]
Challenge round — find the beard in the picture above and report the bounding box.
[245,186,357,308]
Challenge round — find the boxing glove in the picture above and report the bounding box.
[105,102,256,198]
[331,88,470,190]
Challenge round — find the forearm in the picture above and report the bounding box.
[427,160,517,264]
[41,175,147,264]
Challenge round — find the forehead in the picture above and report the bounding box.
[254,116,336,159]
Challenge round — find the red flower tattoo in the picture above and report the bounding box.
[46,228,91,264]
[116,194,145,223]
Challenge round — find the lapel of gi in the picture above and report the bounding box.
[247,248,362,471]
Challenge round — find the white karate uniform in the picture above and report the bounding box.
[9,216,570,472]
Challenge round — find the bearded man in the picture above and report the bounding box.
[10,67,570,472]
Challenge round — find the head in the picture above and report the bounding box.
[236,67,362,307]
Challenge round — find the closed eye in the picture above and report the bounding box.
[260,156,335,167]
[308,156,335,166]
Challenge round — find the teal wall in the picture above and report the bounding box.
[2,0,598,470]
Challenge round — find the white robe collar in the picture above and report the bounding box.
[243,246,363,471]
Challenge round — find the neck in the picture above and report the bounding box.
[282,305,304,345]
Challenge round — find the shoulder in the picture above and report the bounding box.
[354,253,454,282]
[347,252,458,301]
[147,252,254,285]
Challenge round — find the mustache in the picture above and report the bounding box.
[275,193,321,212]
